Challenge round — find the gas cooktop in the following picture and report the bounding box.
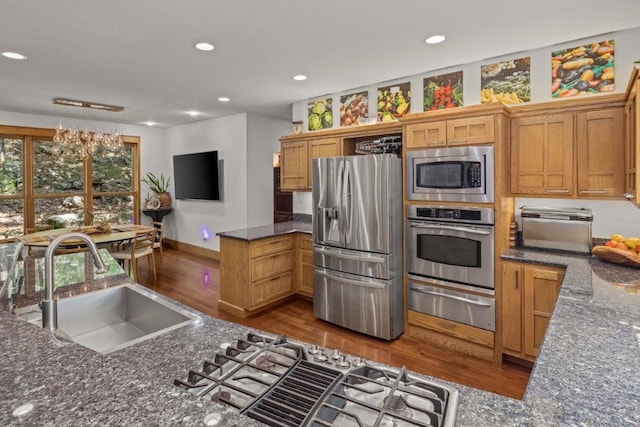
[175,333,458,427]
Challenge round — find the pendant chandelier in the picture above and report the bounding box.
[52,98,125,158]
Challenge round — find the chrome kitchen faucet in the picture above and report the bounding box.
[41,232,109,331]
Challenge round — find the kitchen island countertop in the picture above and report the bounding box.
[0,245,639,425]
[216,220,311,241]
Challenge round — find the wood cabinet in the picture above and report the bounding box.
[219,235,294,317]
[510,100,625,198]
[296,234,314,297]
[625,65,640,204]
[510,113,574,196]
[405,114,494,148]
[501,261,565,361]
[308,137,341,188]
[576,108,624,197]
[280,140,309,191]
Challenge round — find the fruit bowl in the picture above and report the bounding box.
[591,245,640,269]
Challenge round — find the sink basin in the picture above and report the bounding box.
[16,284,199,354]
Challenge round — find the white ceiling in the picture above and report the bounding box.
[1,0,639,128]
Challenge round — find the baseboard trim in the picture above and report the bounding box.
[163,238,220,261]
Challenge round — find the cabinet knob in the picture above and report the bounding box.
[624,192,635,200]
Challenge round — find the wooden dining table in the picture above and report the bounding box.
[19,224,155,249]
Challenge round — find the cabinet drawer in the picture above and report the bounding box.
[252,249,292,282]
[251,235,293,258]
[251,272,293,308]
[298,234,313,251]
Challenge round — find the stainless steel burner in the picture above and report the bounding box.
[175,333,458,427]
[255,354,277,368]
[383,394,407,412]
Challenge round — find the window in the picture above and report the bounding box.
[0,137,25,240]
[0,125,140,239]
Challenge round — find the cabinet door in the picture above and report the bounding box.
[309,137,341,187]
[510,114,574,196]
[576,108,624,197]
[404,122,446,148]
[501,263,523,354]
[298,249,314,297]
[523,266,562,358]
[446,115,495,146]
[281,141,308,190]
[624,96,637,199]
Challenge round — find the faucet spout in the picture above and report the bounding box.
[42,232,109,331]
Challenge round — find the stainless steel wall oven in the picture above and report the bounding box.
[406,205,496,331]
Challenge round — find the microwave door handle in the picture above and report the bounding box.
[313,246,386,263]
[409,286,492,307]
[408,223,492,236]
[316,269,386,289]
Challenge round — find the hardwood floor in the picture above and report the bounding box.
[136,248,531,400]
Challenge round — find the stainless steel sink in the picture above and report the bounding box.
[15,284,199,354]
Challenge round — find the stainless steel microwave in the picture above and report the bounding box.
[406,146,494,203]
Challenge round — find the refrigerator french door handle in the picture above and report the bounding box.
[409,286,492,307]
[336,160,345,240]
[343,161,351,239]
[316,269,387,289]
[313,246,386,263]
[408,223,492,235]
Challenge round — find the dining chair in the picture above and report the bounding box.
[151,221,165,271]
[110,229,156,282]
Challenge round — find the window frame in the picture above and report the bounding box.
[0,124,140,235]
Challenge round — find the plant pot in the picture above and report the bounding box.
[156,192,172,207]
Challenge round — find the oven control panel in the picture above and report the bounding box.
[408,205,494,225]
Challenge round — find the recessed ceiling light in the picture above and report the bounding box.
[2,51,27,60]
[194,42,214,51]
[425,35,446,45]
[217,97,230,102]
[143,121,157,127]
[186,110,201,117]
[292,75,307,81]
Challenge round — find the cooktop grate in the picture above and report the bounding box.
[243,360,343,427]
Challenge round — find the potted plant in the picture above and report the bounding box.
[142,172,172,207]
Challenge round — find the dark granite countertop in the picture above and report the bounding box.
[217,220,312,241]
[1,244,639,425]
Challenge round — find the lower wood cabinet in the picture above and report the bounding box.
[296,234,314,297]
[219,235,294,317]
[501,261,565,361]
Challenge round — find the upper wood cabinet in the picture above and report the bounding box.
[501,261,565,361]
[624,65,640,204]
[279,122,401,192]
[576,108,624,197]
[510,113,574,196]
[405,114,494,148]
[280,140,309,191]
[308,137,341,188]
[510,98,625,198]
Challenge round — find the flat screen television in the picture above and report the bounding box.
[173,150,220,200]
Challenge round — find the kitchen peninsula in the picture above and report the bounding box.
[1,241,639,425]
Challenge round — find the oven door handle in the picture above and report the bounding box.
[408,223,492,235]
[409,286,492,307]
[316,269,387,289]
[313,246,386,263]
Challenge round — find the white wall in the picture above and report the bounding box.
[246,113,290,227]
[292,26,640,125]
[164,112,289,251]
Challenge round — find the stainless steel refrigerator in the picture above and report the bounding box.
[312,154,403,340]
